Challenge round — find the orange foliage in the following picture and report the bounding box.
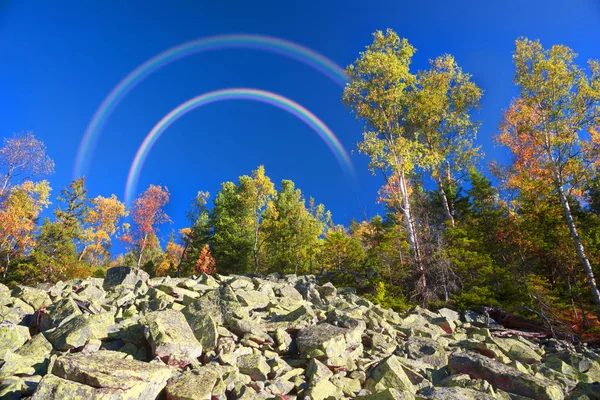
[121,185,170,266]
[194,244,216,275]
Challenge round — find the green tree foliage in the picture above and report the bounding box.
[409,55,483,227]
[343,30,425,293]
[262,180,329,275]
[210,181,254,274]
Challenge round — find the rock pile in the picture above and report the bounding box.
[0,266,599,399]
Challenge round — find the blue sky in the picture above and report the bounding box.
[1,0,599,236]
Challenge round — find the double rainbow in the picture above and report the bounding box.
[124,88,355,206]
[74,34,350,179]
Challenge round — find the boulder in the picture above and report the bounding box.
[32,351,172,399]
[165,367,219,399]
[365,355,416,394]
[355,388,413,399]
[448,351,564,400]
[103,266,149,290]
[39,296,82,331]
[44,312,114,351]
[0,322,31,353]
[237,353,271,381]
[297,322,362,359]
[417,386,496,399]
[140,310,203,367]
[405,337,448,368]
[12,286,52,311]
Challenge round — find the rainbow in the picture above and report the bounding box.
[124,88,355,205]
[74,34,349,179]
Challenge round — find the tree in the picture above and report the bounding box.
[0,181,51,279]
[262,180,329,275]
[82,194,128,266]
[193,244,216,275]
[342,29,426,293]
[178,191,211,276]
[0,131,54,197]
[210,181,253,273]
[30,218,84,283]
[55,178,88,250]
[121,185,170,267]
[210,167,274,274]
[241,166,275,272]
[409,55,483,226]
[497,38,600,319]
[320,225,365,273]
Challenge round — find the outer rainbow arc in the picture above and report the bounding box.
[74,34,350,180]
[124,88,356,206]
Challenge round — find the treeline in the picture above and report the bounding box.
[2,30,600,334]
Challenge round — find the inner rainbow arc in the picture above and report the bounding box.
[124,88,355,205]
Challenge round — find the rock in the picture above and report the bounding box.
[183,311,218,351]
[0,273,593,400]
[44,312,114,351]
[0,283,11,306]
[237,353,270,381]
[418,386,496,399]
[274,328,293,354]
[569,382,600,399]
[365,355,416,394]
[304,378,342,400]
[277,285,303,301]
[297,322,362,359]
[448,351,564,400]
[306,358,333,384]
[437,308,461,321]
[405,337,448,368]
[32,351,171,399]
[400,314,447,339]
[39,296,82,331]
[75,284,106,304]
[12,286,52,311]
[140,310,203,367]
[17,334,53,359]
[183,286,242,326]
[103,266,149,290]
[236,290,270,309]
[165,367,219,399]
[355,388,413,399]
[0,322,31,353]
[332,374,362,396]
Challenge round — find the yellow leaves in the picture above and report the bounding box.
[79,194,128,265]
[165,239,184,266]
[0,180,51,259]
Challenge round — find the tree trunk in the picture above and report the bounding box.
[253,215,260,273]
[78,245,88,262]
[436,176,455,227]
[176,240,190,278]
[2,253,9,279]
[397,171,426,293]
[137,235,147,268]
[555,181,600,320]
